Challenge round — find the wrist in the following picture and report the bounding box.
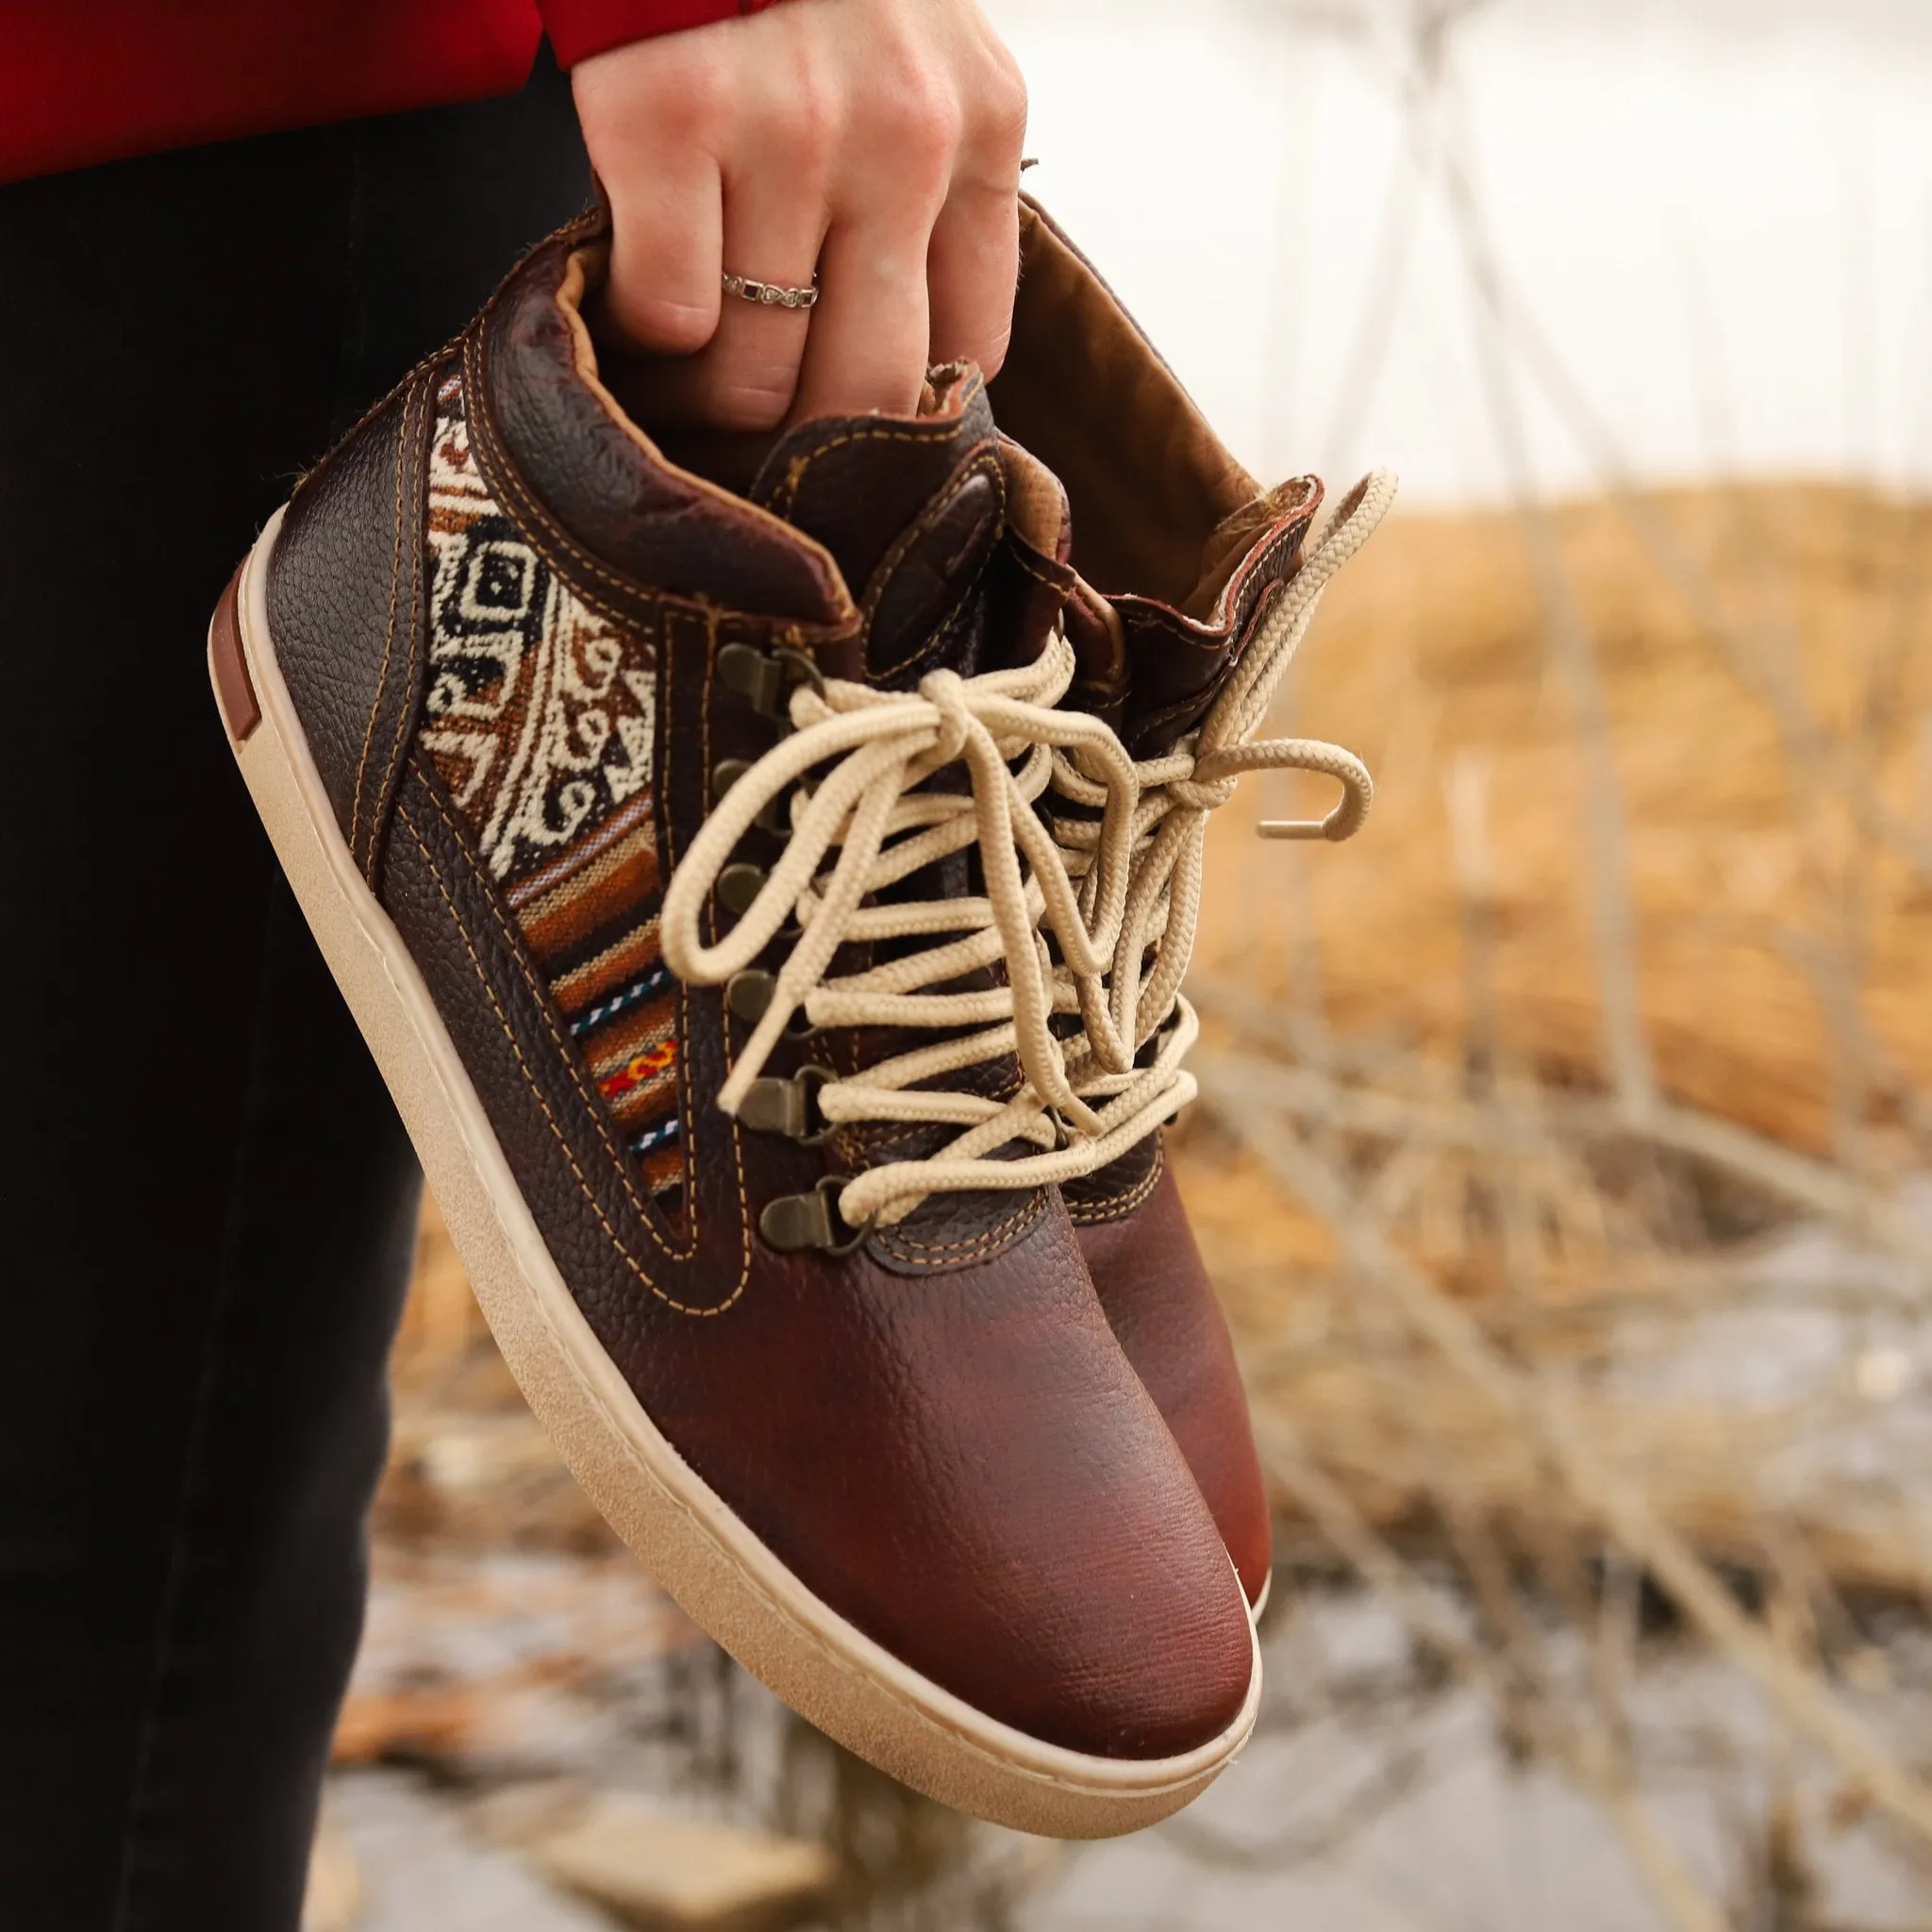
[541,0,787,71]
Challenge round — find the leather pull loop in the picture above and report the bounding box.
[758,1176,875,1256]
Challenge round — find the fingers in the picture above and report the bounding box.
[799,29,1025,419]
[600,154,725,358]
[746,55,954,426]
[575,4,1031,432]
[925,184,1022,383]
[791,205,936,424]
[575,51,726,356]
[643,166,829,430]
[927,42,1027,381]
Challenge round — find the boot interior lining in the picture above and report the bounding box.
[990,202,1262,617]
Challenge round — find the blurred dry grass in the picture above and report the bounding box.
[1174,481,1932,1578]
[1157,479,1932,1923]
[1193,482,1932,1157]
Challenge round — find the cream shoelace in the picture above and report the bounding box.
[1048,470,1398,1126]
[658,473,1392,1235]
[660,633,1157,1229]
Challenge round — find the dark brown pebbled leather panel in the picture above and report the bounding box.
[388,755,755,1317]
[265,368,437,882]
[377,755,1252,1757]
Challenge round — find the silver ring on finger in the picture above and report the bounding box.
[721,270,820,311]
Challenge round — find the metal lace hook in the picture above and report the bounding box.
[772,645,826,700]
[758,1174,877,1257]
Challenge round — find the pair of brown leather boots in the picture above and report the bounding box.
[209,197,1385,1837]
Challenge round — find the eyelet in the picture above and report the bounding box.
[719,642,824,725]
[758,1175,875,1257]
[709,762,793,836]
[772,645,825,699]
[718,642,790,717]
[717,862,764,915]
[738,1065,836,1144]
[724,971,820,1038]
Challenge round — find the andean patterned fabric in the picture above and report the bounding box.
[422,369,685,1199]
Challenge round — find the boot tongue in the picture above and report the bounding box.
[746,371,1044,1199]
[747,367,1007,690]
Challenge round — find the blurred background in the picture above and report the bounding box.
[308,3,1932,1927]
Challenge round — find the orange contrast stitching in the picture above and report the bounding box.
[348,387,410,860]
[405,773,708,1271]
[663,603,752,1249]
[871,1191,1045,1266]
[1062,1138,1166,1226]
[396,800,748,1317]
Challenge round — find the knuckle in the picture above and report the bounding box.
[650,90,720,155]
[708,366,798,433]
[597,51,725,153]
[977,50,1028,156]
[972,320,1013,383]
[871,66,959,192]
[614,291,716,357]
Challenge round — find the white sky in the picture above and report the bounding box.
[982,0,1932,505]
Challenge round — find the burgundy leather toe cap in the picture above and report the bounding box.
[1072,1151,1274,1610]
[658,1201,1259,1762]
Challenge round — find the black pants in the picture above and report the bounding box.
[0,58,589,1932]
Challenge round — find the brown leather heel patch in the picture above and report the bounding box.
[210,562,260,743]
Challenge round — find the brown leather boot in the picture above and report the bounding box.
[988,201,1393,1614]
[207,209,1259,1837]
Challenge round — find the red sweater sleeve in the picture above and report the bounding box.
[539,0,787,69]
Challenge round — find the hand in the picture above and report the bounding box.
[571,0,1027,433]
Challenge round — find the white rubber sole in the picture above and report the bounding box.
[209,508,1259,1838]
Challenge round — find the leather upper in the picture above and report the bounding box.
[268,376,435,886]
